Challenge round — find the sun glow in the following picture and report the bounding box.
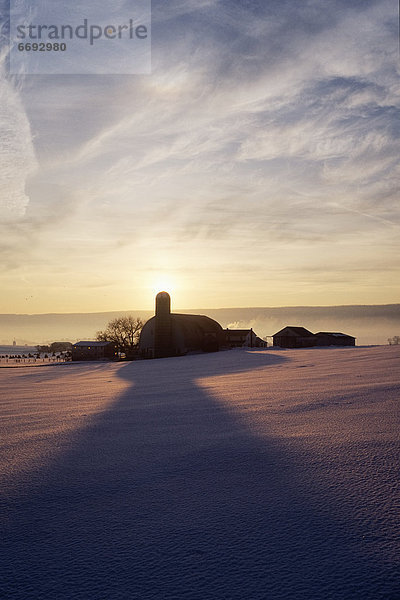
[149,275,177,298]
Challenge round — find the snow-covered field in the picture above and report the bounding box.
[0,346,399,599]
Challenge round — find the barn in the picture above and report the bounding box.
[273,326,315,348]
[139,292,226,358]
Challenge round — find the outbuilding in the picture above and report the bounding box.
[314,332,356,346]
[72,341,118,361]
[273,326,315,348]
[273,326,356,348]
[225,328,267,348]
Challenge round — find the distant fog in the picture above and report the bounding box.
[201,305,400,346]
[0,305,399,346]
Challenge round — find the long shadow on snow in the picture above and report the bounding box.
[0,350,398,600]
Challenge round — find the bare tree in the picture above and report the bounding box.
[96,316,144,358]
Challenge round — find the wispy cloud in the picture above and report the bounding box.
[0,53,38,221]
[0,0,399,310]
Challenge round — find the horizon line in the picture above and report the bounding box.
[0,302,399,317]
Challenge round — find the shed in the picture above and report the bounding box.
[72,341,118,361]
[314,332,356,347]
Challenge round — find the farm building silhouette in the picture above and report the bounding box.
[72,341,117,361]
[139,292,226,358]
[72,294,356,361]
[272,326,355,348]
[139,292,266,359]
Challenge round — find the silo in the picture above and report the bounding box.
[154,291,173,358]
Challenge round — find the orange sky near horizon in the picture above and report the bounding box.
[1,1,399,314]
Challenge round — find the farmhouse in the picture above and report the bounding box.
[72,341,118,361]
[225,328,267,348]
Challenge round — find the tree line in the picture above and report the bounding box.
[36,341,73,353]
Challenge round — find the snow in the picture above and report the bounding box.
[0,346,399,599]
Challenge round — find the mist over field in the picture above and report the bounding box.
[1,304,399,346]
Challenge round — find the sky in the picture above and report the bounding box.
[0,0,399,313]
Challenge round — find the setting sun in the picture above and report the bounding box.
[149,275,177,299]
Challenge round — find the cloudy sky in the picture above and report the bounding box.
[0,0,399,313]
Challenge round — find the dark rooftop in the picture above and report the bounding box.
[274,326,314,337]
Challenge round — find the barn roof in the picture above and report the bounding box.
[273,326,314,337]
[315,332,355,339]
[226,329,252,335]
[73,341,114,347]
[171,313,224,335]
[143,313,223,332]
